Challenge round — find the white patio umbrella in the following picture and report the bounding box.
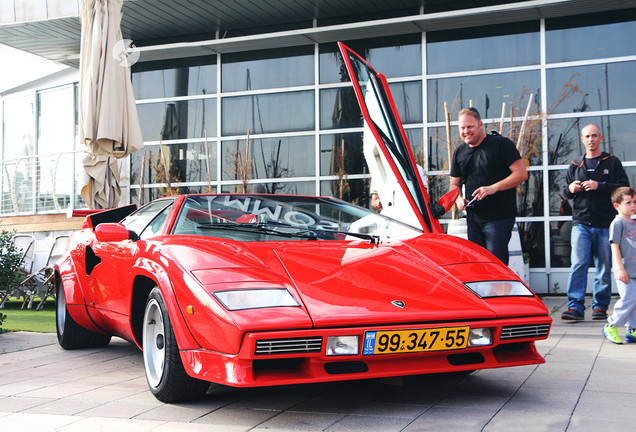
[79,0,143,209]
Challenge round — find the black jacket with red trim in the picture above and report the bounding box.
[562,152,629,228]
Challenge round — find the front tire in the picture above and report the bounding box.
[142,287,209,402]
[56,282,111,349]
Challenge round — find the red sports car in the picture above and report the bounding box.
[55,43,551,402]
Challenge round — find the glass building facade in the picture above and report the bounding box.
[2,6,636,293]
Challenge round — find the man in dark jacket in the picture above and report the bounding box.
[561,124,629,321]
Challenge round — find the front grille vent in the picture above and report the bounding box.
[255,337,322,355]
[500,324,550,340]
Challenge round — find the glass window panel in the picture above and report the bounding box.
[548,169,570,217]
[132,60,217,99]
[320,88,362,130]
[221,180,315,196]
[221,47,314,92]
[221,136,315,181]
[131,142,217,186]
[388,81,422,124]
[427,71,540,125]
[137,99,217,142]
[222,91,314,136]
[547,62,636,114]
[320,178,371,208]
[550,220,572,268]
[320,132,367,177]
[406,128,424,169]
[320,35,422,84]
[131,185,216,207]
[427,22,539,74]
[37,86,75,213]
[3,95,34,160]
[547,114,636,166]
[518,221,545,268]
[427,175,453,221]
[427,126,459,172]
[546,14,636,63]
[517,170,543,217]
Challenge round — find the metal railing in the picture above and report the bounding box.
[0,150,88,217]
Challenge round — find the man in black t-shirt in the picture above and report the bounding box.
[449,108,528,265]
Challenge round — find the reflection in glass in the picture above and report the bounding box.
[546,16,636,63]
[221,136,314,187]
[222,91,314,136]
[137,99,217,142]
[427,22,539,74]
[517,171,543,217]
[132,62,217,99]
[547,62,636,114]
[548,170,570,217]
[427,175,452,221]
[320,88,363,130]
[131,185,214,206]
[320,178,370,208]
[405,129,424,170]
[2,96,35,214]
[222,47,314,92]
[37,86,75,213]
[130,142,217,186]
[427,71,540,124]
[388,81,422,124]
[428,126,459,172]
[319,36,421,84]
[517,221,545,267]
[550,221,572,268]
[547,115,636,166]
[221,181,314,196]
[320,133,367,176]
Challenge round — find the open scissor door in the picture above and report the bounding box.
[338,42,442,233]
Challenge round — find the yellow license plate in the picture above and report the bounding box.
[362,326,470,355]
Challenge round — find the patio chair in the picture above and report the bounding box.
[18,235,70,310]
[34,235,69,310]
[0,234,35,309]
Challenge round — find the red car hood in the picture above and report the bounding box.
[265,236,503,328]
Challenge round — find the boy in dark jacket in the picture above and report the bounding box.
[561,124,629,321]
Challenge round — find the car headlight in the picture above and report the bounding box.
[464,281,534,298]
[326,336,359,355]
[213,289,299,311]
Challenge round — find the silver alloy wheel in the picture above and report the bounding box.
[56,286,66,335]
[143,298,166,388]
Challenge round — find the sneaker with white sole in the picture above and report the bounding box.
[626,328,636,344]
[603,324,623,344]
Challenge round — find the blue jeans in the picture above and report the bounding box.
[566,224,612,314]
[467,218,515,265]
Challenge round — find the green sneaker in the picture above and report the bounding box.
[626,329,636,344]
[603,324,623,344]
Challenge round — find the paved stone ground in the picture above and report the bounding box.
[1,296,634,431]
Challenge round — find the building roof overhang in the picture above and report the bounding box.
[0,0,633,68]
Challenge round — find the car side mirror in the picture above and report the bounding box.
[95,223,139,242]
[429,189,460,219]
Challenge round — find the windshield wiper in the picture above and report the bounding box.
[197,222,379,243]
[197,222,318,240]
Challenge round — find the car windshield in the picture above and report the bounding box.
[172,194,422,242]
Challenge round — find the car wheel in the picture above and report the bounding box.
[142,287,209,402]
[56,282,111,349]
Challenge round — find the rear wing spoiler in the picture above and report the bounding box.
[67,204,138,229]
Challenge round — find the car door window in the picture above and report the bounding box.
[122,200,175,238]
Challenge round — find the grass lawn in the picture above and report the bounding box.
[0,298,56,333]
